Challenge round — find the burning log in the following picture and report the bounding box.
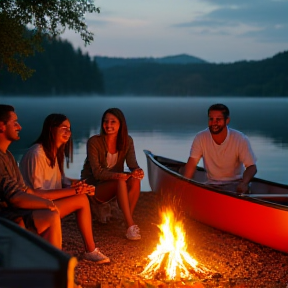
[120,277,206,288]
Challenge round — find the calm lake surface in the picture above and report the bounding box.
[2,96,288,190]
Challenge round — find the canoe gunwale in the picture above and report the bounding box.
[151,151,288,189]
[144,149,288,211]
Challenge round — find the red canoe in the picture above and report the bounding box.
[144,150,288,253]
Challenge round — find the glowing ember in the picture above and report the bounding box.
[140,207,208,281]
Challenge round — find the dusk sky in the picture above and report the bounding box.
[62,0,288,63]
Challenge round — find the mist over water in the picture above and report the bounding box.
[3,96,288,190]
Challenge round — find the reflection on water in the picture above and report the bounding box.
[2,96,288,190]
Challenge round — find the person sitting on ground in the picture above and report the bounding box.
[81,108,144,240]
[19,113,109,264]
[0,104,62,248]
[181,103,257,193]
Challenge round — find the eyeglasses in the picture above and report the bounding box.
[59,126,71,133]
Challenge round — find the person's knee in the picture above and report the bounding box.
[76,194,90,206]
[34,209,61,234]
[46,210,61,226]
[129,177,141,189]
[116,179,128,189]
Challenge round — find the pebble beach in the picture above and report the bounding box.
[61,192,288,288]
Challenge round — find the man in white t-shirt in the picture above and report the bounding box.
[182,103,257,193]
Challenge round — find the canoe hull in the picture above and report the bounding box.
[145,150,288,253]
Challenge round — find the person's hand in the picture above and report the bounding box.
[73,181,95,196]
[47,200,59,213]
[70,179,78,186]
[71,179,86,188]
[236,181,249,194]
[131,168,144,180]
[86,185,95,196]
[118,172,131,180]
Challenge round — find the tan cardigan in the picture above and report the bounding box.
[81,134,140,185]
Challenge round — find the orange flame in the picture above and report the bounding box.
[140,208,206,281]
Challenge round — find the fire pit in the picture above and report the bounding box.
[123,207,212,287]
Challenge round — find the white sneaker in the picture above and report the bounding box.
[83,248,110,264]
[126,224,141,240]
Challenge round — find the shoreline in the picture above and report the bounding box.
[62,192,288,288]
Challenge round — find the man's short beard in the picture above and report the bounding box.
[209,126,224,134]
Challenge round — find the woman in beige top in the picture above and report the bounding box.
[20,113,110,264]
[81,108,144,240]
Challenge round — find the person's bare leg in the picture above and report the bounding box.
[54,195,95,252]
[33,209,62,249]
[127,177,141,216]
[93,180,135,228]
[93,181,118,202]
[116,179,135,228]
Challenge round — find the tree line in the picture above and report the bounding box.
[0,37,104,95]
[102,51,288,97]
[1,39,287,96]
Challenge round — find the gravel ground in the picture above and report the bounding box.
[61,192,288,288]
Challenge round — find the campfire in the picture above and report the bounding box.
[139,207,209,282]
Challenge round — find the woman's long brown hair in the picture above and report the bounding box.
[34,113,73,175]
[100,108,128,151]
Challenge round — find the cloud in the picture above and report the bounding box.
[101,17,148,27]
[207,1,288,25]
[173,0,288,42]
[244,24,288,43]
[86,13,149,29]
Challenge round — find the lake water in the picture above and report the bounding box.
[1,96,288,190]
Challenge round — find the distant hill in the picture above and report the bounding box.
[94,54,207,69]
[101,51,288,97]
